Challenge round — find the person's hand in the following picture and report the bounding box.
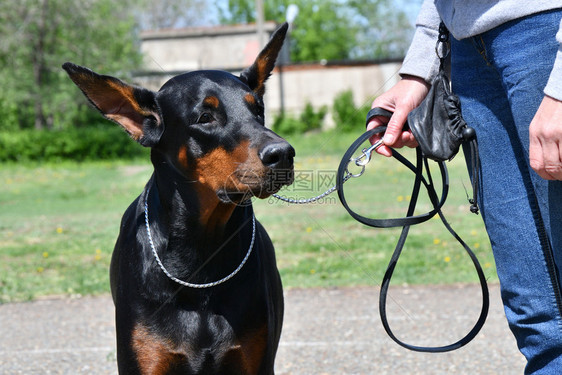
[367,75,430,157]
[529,95,562,180]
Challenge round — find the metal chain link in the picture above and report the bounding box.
[272,172,353,204]
[272,141,382,204]
[145,188,255,289]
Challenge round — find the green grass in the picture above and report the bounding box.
[0,161,151,302]
[0,131,497,302]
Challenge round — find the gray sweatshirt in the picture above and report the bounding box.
[400,1,562,100]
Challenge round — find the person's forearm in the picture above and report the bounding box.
[398,0,441,83]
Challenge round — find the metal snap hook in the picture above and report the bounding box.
[354,139,384,167]
[346,139,385,177]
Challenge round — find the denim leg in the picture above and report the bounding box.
[451,10,562,374]
[491,13,562,281]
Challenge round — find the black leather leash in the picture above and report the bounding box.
[336,107,489,353]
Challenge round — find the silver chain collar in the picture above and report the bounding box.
[144,188,255,289]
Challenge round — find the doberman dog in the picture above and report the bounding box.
[63,23,293,374]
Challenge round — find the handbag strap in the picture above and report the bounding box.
[437,21,451,71]
[336,109,489,353]
[436,21,481,214]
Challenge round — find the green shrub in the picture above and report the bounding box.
[299,102,328,132]
[332,90,372,132]
[272,102,328,135]
[0,96,21,132]
[272,115,305,135]
[0,126,147,162]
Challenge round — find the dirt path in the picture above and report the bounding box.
[0,284,525,374]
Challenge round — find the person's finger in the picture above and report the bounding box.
[397,130,418,148]
[532,139,562,180]
[382,107,409,146]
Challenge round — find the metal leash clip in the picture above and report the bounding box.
[346,139,385,177]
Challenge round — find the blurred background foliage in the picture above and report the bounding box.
[219,0,415,62]
[0,0,418,161]
[0,0,142,131]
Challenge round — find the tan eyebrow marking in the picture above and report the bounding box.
[244,93,256,105]
[203,96,220,108]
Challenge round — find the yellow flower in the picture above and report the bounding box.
[94,249,102,261]
[37,267,44,273]
[433,238,441,245]
[56,227,63,234]
[397,195,404,202]
[42,252,49,258]
[310,269,316,274]
[306,227,312,233]
[473,242,481,249]
[444,256,451,263]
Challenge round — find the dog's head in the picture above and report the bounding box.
[63,23,294,205]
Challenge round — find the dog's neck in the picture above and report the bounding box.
[144,164,255,286]
[148,157,250,248]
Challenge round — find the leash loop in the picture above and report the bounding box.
[337,127,449,228]
[335,108,489,353]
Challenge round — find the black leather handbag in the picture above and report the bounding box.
[407,22,476,162]
[407,69,475,162]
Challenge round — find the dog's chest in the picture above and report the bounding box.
[133,310,266,374]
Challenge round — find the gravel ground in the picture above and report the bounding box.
[0,284,525,374]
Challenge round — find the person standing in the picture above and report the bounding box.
[368,1,562,373]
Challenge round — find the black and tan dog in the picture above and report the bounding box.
[63,23,293,374]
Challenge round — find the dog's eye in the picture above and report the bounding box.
[197,113,214,124]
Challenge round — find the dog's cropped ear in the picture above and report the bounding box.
[240,22,288,96]
[62,62,163,147]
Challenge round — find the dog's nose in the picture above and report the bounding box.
[259,142,295,170]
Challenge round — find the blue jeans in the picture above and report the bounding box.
[451,9,562,374]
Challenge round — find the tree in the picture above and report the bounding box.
[348,0,419,59]
[289,1,359,62]
[0,0,142,130]
[217,0,415,62]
